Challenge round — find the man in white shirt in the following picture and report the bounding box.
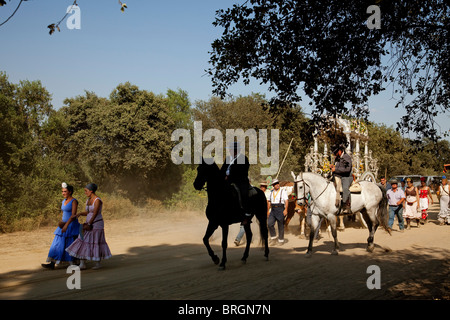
[386,179,406,231]
[268,179,289,245]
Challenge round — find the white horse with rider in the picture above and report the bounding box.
[291,171,390,256]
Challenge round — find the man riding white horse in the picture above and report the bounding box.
[330,144,353,215]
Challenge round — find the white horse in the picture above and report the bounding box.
[291,171,390,256]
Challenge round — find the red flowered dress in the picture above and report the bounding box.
[419,188,430,220]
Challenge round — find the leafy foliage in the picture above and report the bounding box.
[0,71,448,232]
[208,0,449,142]
[61,82,179,200]
[193,94,313,181]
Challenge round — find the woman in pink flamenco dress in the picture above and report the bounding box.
[66,183,111,269]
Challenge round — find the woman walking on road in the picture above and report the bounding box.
[66,183,111,270]
[437,176,450,225]
[403,178,420,229]
[42,183,80,269]
[419,177,433,224]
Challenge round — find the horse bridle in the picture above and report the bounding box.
[295,172,331,209]
[295,172,309,203]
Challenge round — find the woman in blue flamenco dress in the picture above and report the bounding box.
[41,183,80,269]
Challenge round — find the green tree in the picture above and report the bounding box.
[193,94,313,181]
[0,72,74,231]
[61,82,178,201]
[208,0,449,142]
[167,88,193,129]
[272,105,313,181]
[0,72,53,202]
[367,122,410,177]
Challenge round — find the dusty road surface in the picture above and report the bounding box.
[0,196,448,300]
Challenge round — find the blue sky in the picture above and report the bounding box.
[1,0,449,139]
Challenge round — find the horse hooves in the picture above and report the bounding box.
[331,250,339,255]
[241,259,247,264]
[305,252,312,258]
[218,266,226,271]
[366,245,375,253]
[213,256,220,265]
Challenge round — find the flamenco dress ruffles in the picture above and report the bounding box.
[66,197,112,261]
[46,198,80,264]
[419,189,429,220]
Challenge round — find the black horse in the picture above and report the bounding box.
[193,158,269,270]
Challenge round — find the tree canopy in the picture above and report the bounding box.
[207,0,449,142]
[1,71,448,232]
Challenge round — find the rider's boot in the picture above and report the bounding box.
[341,200,351,214]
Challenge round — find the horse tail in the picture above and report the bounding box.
[257,214,269,247]
[254,188,269,248]
[376,185,391,235]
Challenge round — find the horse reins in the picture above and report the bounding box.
[295,172,331,211]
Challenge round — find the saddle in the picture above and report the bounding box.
[227,183,257,224]
[229,183,258,207]
[248,185,258,197]
[349,180,362,193]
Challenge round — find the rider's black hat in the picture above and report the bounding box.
[332,144,345,155]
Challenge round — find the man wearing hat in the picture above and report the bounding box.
[330,144,353,214]
[220,141,251,222]
[268,179,289,244]
[386,179,406,231]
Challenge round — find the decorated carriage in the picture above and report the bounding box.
[304,116,379,182]
[303,116,379,230]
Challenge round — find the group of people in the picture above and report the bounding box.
[42,183,112,270]
[436,176,450,225]
[44,141,447,269]
[385,175,449,231]
[233,143,352,246]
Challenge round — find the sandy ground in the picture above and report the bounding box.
[0,195,448,300]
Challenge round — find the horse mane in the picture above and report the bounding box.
[299,172,330,186]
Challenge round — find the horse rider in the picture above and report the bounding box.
[220,141,251,223]
[330,144,353,214]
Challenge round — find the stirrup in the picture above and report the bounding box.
[341,204,351,215]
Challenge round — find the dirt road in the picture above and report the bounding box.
[0,197,448,300]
